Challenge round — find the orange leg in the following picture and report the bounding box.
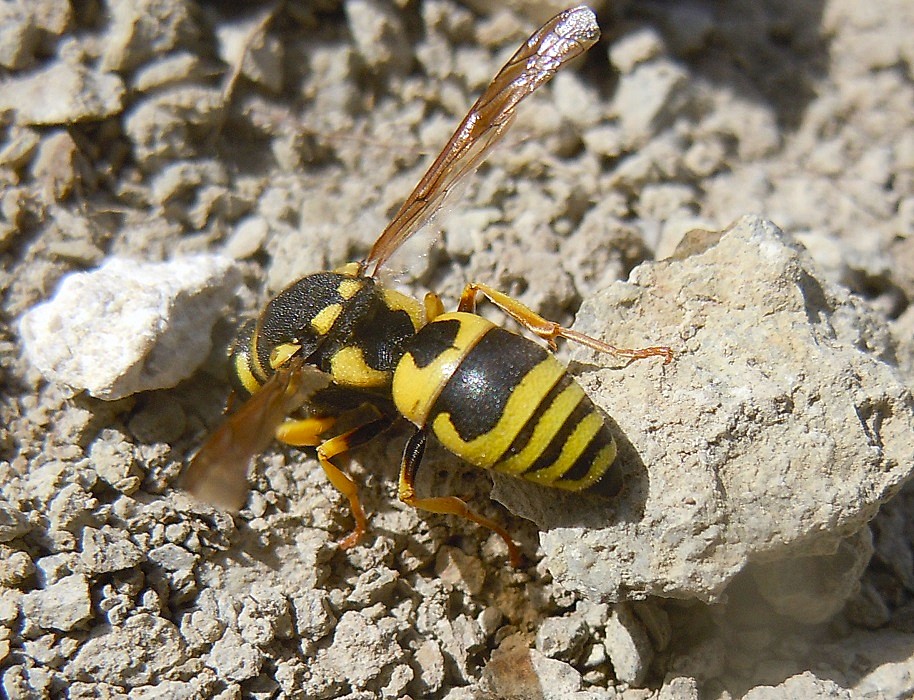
[276,416,337,446]
[457,282,672,365]
[398,429,524,567]
[278,412,392,550]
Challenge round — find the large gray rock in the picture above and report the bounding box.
[492,216,914,606]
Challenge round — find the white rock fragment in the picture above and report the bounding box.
[659,674,700,700]
[20,573,91,632]
[79,525,144,574]
[206,628,262,682]
[101,0,198,72]
[123,87,224,168]
[345,0,413,72]
[492,217,914,608]
[413,639,447,695]
[291,589,335,642]
[67,613,187,687]
[0,0,71,70]
[0,502,29,543]
[742,672,851,699]
[604,603,654,686]
[435,546,485,595]
[19,256,240,400]
[610,59,690,147]
[0,62,125,125]
[535,615,588,662]
[237,584,292,647]
[317,610,403,690]
[215,8,284,93]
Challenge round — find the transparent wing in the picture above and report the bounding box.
[179,358,332,511]
[363,6,600,276]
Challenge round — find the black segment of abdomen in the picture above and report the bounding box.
[431,327,548,442]
[404,319,461,369]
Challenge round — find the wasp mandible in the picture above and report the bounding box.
[181,6,671,566]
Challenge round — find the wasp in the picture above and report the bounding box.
[181,6,671,566]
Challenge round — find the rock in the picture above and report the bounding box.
[610,58,690,148]
[67,613,187,687]
[750,527,874,624]
[291,589,335,642]
[0,62,125,125]
[215,8,284,93]
[435,546,485,595]
[315,610,404,690]
[20,573,91,632]
[0,4,37,70]
[659,674,700,700]
[237,584,292,647]
[0,502,30,543]
[491,217,914,605]
[101,0,198,72]
[19,256,240,400]
[79,525,144,574]
[482,633,586,700]
[345,0,413,72]
[535,615,588,662]
[412,639,447,696]
[604,603,654,686]
[206,628,261,683]
[123,87,224,168]
[742,671,851,699]
[609,26,665,74]
[0,547,35,587]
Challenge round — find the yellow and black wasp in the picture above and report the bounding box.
[181,6,671,566]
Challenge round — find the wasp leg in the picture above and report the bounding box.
[424,292,445,322]
[457,281,672,365]
[278,411,393,550]
[398,429,524,567]
[275,416,338,446]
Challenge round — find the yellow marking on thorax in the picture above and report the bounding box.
[311,303,343,336]
[338,278,363,300]
[431,355,566,469]
[330,346,388,388]
[269,342,301,370]
[382,287,425,331]
[334,262,361,276]
[495,381,586,475]
[521,413,604,486]
[392,313,492,427]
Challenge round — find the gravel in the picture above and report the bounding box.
[4,1,914,698]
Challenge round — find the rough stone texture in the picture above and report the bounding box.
[19,573,91,632]
[0,62,125,125]
[493,217,913,606]
[604,603,654,686]
[3,2,914,699]
[19,256,240,399]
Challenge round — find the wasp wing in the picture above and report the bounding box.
[363,6,600,277]
[180,358,332,511]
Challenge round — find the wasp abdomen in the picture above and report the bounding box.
[393,312,618,492]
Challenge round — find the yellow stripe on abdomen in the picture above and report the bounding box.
[431,355,566,469]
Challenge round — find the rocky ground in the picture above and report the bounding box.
[2,1,914,698]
